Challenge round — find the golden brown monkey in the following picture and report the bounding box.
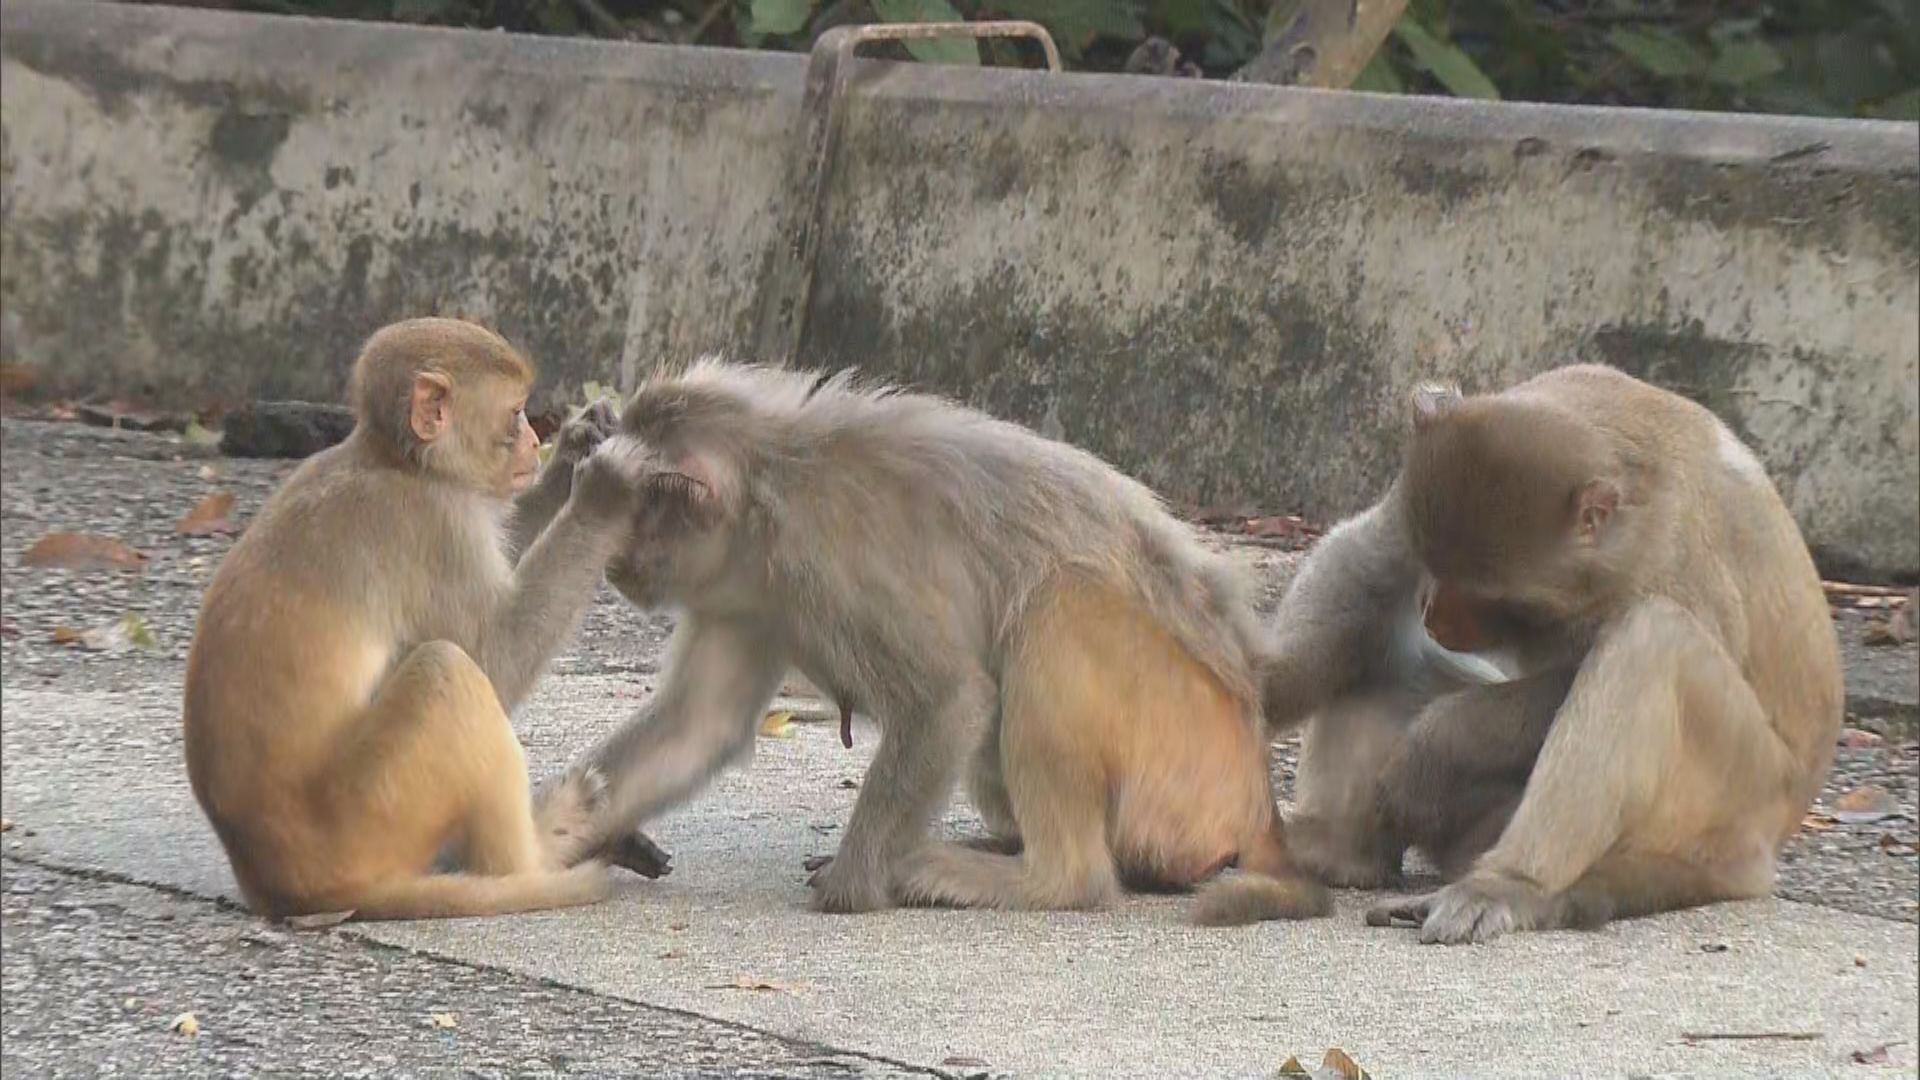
[535,361,1330,924]
[183,317,659,921]
[1268,364,1843,943]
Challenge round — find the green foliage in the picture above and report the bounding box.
[1394,17,1499,99]
[189,0,1918,119]
[873,0,980,65]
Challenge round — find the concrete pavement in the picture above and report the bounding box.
[3,671,1914,1078]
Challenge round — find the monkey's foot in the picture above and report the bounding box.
[1365,872,1554,944]
[532,766,610,869]
[802,854,834,873]
[806,855,894,914]
[604,831,674,879]
[1287,818,1401,889]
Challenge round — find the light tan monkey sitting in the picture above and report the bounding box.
[1264,365,1843,943]
[184,317,663,921]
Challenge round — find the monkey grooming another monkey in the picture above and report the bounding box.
[540,361,1330,923]
[184,318,664,921]
[1259,501,1517,890]
[1270,364,1842,943]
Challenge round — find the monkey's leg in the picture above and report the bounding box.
[552,615,787,861]
[1369,602,1793,944]
[812,678,991,914]
[897,667,1119,912]
[307,641,610,919]
[963,712,1023,853]
[1371,668,1574,879]
[1288,694,1415,888]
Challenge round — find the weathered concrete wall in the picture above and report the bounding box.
[4,0,1916,579]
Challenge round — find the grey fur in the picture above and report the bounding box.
[546,359,1271,912]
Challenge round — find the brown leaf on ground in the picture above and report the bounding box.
[50,613,158,653]
[1243,514,1314,540]
[284,910,354,930]
[1801,812,1836,832]
[176,491,238,536]
[1864,597,1914,647]
[170,1012,200,1037]
[1832,784,1902,824]
[1879,834,1919,856]
[429,1011,457,1029]
[1850,1041,1899,1065]
[1275,1058,1312,1077]
[1840,727,1885,749]
[20,531,149,572]
[1321,1048,1371,1080]
[941,1056,989,1068]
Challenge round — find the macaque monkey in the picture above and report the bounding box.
[539,361,1330,923]
[1261,508,1517,889]
[1267,365,1843,943]
[183,317,664,921]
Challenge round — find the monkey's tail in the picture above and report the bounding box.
[1191,873,1333,926]
[1190,822,1333,926]
[345,862,611,921]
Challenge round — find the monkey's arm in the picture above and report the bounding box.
[574,615,788,850]
[476,503,624,710]
[504,460,575,563]
[504,400,621,563]
[1263,492,1423,729]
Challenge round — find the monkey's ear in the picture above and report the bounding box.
[1574,479,1620,540]
[409,371,453,443]
[1410,382,1463,430]
[646,452,725,521]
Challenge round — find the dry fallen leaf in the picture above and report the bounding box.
[941,1056,989,1068]
[176,491,238,536]
[284,910,354,930]
[759,711,796,738]
[429,1011,457,1030]
[1879,834,1919,856]
[20,531,149,572]
[1832,784,1902,824]
[1275,1057,1311,1077]
[1864,601,1914,646]
[1851,1041,1898,1065]
[170,1012,200,1037]
[1801,812,1836,832]
[1840,727,1886,749]
[1321,1048,1371,1080]
[181,419,222,450]
[51,613,158,654]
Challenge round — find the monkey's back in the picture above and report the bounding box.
[183,436,449,814]
[663,361,1264,704]
[1518,364,1842,812]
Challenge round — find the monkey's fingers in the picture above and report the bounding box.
[605,831,674,879]
[838,703,854,749]
[803,854,834,878]
[1364,894,1435,929]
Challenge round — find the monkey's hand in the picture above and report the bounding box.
[553,397,621,468]
[569,437,652,523]
[1364,871,1558,945]
[604,830,675,879]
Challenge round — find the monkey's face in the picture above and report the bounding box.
[465,380,539,498]
[1404,400,1622,628]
